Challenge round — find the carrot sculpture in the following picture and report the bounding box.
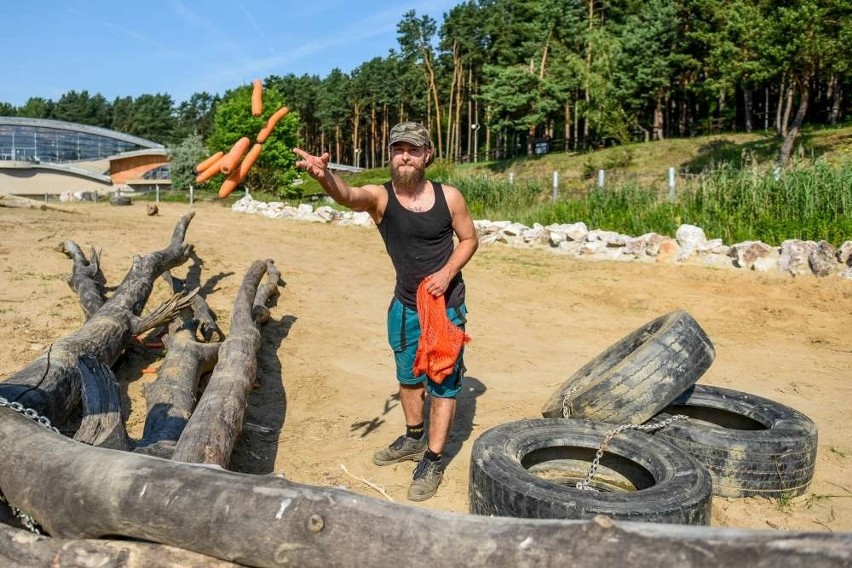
[256,106,289,143]
[218,143,263,198]
[251,79,263,116]
[195,151,224,173]
[218,137,251,175]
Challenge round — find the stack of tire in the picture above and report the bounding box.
[469,310,818,526]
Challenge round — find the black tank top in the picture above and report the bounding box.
[378,181,465,309]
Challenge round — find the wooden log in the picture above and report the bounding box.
[136,316,220,457]
[0,523,239,567]
[0,193,77,213]
[0,213,197,424]
[172,260,278,466]
[72,355,132,450]
[0,408,850,568]
[58,241,106,320]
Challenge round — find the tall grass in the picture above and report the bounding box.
[452,160,852,246]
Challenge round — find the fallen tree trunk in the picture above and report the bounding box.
[172,260,279,466]
[0,522,239,568]
[73,355,132,450]
[0,408,849,568]
[136,315,220,458]
[0,212,197,424]
[58,241,106,320]
[0,193,77,213]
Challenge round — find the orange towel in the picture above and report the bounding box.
[413,280,471,383]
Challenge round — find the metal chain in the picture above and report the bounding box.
[575,414,689,491]
[560,386,582,419]
[0,395,59,534]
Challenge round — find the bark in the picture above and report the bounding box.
[136,314,220,458]
[172,260,280,466]
[743,88,754,133]
[779,82,810,169]
[829,74,842,126]
[0,212,196,424]
[0,523,238,568]
[0,194,77,213]
[1,409,850,568]
[58,241,106,320]
[73,355,132,450]
[781,82,794,136]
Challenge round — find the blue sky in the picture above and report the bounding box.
[1,0,459,107]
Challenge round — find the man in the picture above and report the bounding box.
[293,121,478,501]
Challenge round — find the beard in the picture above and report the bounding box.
[391,163,426,191]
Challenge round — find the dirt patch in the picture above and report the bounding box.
[1,201,849,532]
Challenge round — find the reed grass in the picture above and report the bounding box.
[452,159,852,246]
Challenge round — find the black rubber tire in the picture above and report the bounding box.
[110,196,132,206]
[541,309,715,424]
[651,385,818,498]
[469,418,712,525]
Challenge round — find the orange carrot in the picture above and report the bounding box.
[218,136,251,175]
[238,143,263,178]
[195,150,224,173]
[251,79,263,116]
[195,154,226,183]
[218,169,242,198]
[218,143,263,198]
[256,106,289,143]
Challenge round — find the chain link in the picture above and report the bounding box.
[560,386,581,419]
[0,395,59,534]
[575,414,689,491]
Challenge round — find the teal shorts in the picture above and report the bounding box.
[387,297,467,398]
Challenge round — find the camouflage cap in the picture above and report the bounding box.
[388,121,432,149]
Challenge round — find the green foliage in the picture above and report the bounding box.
[451,157,852,247]
[169,134,208,191]
[207,83,300,198]
[129,94,177,144]
[17,97,54,119]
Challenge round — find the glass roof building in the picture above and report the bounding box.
[0,117,163,163]
[0,117,169,196]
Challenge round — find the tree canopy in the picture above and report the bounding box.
[2,0,849,177]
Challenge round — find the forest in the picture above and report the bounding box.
[1,0,849,174]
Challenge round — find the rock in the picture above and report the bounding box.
[656,238,679,263]
[837,241,852,266]
[809,241,838,277]
[675,224,707,261]
[779,240,817,276]
[729,241,776,270]
[564,222,589,242]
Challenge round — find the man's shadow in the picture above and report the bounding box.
[352,376,486,468]
[440,376,486,467]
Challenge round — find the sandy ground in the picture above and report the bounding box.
[0,200,850,534]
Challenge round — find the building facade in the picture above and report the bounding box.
[0,117,170,197]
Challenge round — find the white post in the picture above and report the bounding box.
[552,171,559,203]
[509,172,515,185]
[155,185,160,203]
[245,185,250,199]
[597,169,605,189]
[667,167,676,201]
[189,184,194,207]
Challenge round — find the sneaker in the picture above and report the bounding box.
[407,458,443,501]
[372,435,427,466]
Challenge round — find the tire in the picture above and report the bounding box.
[469,418,712,525]
[541,310,715,424]
[110,196,132,206]
[651,385,818,498]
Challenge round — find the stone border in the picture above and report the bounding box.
[231,196,852,280]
